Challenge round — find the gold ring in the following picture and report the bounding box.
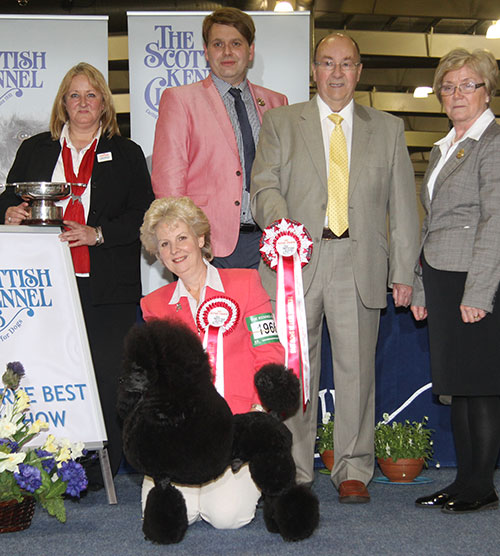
[474,315,480,320]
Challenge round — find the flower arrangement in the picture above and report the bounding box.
[374,414,434,463]
[0,362,88,522]
[316,411,334,454]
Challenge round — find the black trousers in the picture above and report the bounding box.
[77,277,137,482]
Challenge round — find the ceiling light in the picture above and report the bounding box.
[274,1,294,12]
[413,86,433,98]
[486,20,500,39]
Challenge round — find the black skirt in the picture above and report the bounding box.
[422,256,500,395]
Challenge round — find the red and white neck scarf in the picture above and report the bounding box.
[61,137,98,273]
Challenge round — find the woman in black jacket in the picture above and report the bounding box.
[1,62,154,489]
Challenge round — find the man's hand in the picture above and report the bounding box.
[392,283,412,308]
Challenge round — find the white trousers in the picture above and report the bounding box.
[141,463,261,530]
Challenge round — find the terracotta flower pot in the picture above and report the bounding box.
[0,497,36,533]
[377,457,424,483]
[320,449,334,471]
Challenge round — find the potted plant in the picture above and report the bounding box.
[0,362,88,532]
[316,411,334,470]
[374,413,434,483]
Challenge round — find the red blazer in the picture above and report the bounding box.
[151,75,288,257]
[140,268,285,414]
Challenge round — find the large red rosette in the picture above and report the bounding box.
[260,218,313,410]
[196,296,239,397]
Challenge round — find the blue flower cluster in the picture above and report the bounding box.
[14,463,42,493]
[35,448,56,473]
[0,438,19,452]
[57,460,88,498]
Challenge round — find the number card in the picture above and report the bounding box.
[246,313,280,347]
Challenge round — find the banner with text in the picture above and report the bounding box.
[0,15,108,184]
[0,227,107,448]
[127,10,310,293]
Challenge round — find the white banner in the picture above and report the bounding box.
[127,10,310,293]
[0,226,107,449]
[0,15,108,184]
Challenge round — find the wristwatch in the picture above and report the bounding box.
[94,226,104,246]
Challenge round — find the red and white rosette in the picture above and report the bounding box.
[260,218,313,411]
[196,296,239,397]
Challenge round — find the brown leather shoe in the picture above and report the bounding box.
[339,480,370,504]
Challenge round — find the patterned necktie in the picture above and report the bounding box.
[327,113,349,236]
[229,87,255,192]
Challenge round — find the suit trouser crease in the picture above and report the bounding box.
[284,239,379,487]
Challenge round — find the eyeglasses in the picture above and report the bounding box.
[440,81,486,96]
[313,60,361,72]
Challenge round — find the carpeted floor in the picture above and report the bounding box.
[2,467,500,556]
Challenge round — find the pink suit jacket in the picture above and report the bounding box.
[151,75,288,257]
[140,268,285,414]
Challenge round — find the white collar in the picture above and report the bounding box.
[169,259,225,305]
[60,122,102,151]
[435,108,495,148]
[316,95,354,124]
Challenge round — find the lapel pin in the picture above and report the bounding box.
[456,148,465,159]
[257,98,265,106]
[176,302,182,312]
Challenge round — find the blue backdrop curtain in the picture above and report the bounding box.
[318,294,456,467]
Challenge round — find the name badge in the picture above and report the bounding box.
[97,152,112,163]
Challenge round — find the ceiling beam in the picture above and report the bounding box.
[319,0,500,20]
[315,29,500,58]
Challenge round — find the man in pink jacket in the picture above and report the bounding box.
[151,7,288,269]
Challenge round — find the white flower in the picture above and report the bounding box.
[70,441,85,460]
[28,419,49,435]
[56,446,71,464]
[322,412,332,425]
[0,451,26,473]
[0,419,18,437]
[14,389,30,412]
[43,434,57,453]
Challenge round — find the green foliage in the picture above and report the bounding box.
[374,414,434,463]
[316,412,334,454]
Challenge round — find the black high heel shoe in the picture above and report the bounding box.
[441,490,499,514]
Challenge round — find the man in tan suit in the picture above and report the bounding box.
[251,34,419,502]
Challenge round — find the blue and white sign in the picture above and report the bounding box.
[0,226,106,449]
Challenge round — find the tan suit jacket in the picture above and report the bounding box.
[251,97,419,306]
[412,120,500,312]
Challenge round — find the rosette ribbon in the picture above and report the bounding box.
[260,218,313,411]
[196,296,239,397]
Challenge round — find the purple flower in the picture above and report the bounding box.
[2,361,26,390]
[0,438,19,452]
[57,460,88,498]
[6,362,25,378]
[35,449,56,473]
[14,464,42,493]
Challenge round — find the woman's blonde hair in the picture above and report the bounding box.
[433,48,499,104]
[49,62,120,140]
[140,197,213,261]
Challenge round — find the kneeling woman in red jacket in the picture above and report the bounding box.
[139,196,285,529]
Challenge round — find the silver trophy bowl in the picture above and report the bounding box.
[9,182,85,226]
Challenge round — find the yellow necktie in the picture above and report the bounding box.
[327,113,349,236]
